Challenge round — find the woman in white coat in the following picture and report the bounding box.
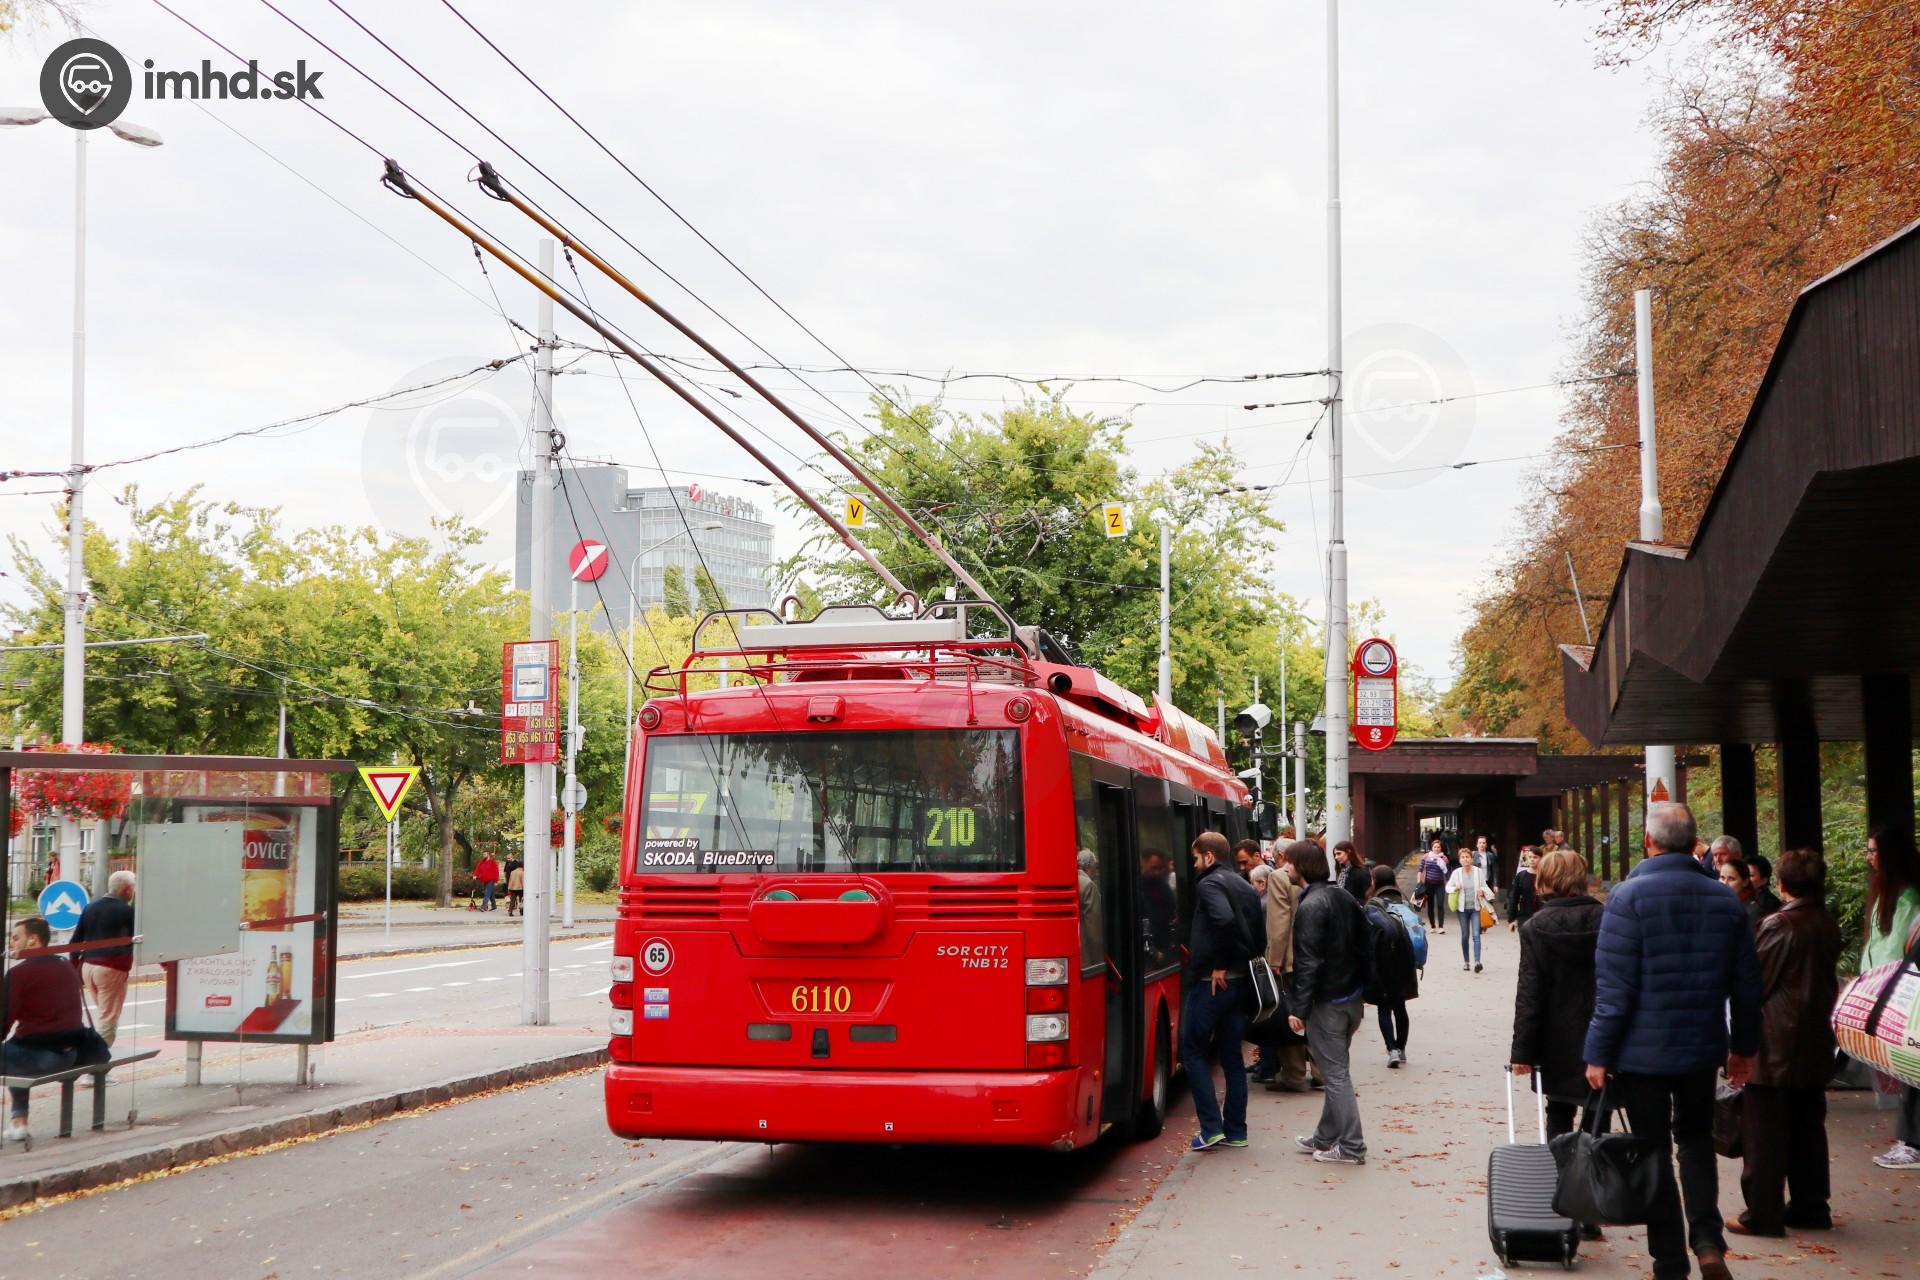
[1446,849,1494,973]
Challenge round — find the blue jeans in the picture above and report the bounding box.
[1458,908,1482,963]
[481,882,496,909]
[1181,978,1252,1141]
[1,1042,75,1117]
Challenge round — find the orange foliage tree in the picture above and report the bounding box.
[1449,0,1920,746]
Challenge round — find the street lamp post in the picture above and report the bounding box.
[0,110,163,884]
[622,523,725,762]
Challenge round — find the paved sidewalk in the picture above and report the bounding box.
[1094,899,1915,1280]
[0,944,614,1208]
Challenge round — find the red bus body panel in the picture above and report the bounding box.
[606,667,1246,1150]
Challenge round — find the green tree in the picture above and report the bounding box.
[784,393,1286,718]
[661,565,691,619]
[693,565,729,616]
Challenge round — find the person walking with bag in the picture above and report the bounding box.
[1181,832,1265,1152]
[1862,825,1920,1170]
[1285,839,1371,1165]
[1510,849,1608,1240]
[1364,865,1418,1068]
[1417,837,1449,933]
[1730,848,1841,1237]
[1447,849,1494,972]
[1583,802,1761,1280]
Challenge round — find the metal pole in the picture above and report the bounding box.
[1216,694,1225,745]
[58,130,88,886]
[1251,675,1262,806]
[625,553,639,757]
[1157,521,1171,703]
[1322,0,1352,848]
[1279,649,1288,834]
[1633,289,1677,807]
[563,575,579,930]
[1294,721,1308,845]
[384,817,393,938]
[522,238,556,1025]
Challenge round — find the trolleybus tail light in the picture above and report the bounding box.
[611,955,635,982]
[1027,985,1067,1013]
[1005,696,1032,723]
[1025,1013,1069,1042]
[638,703,662,731]
[1025,957,1070,985]
[610,983,634,1009]
[610,1009,634,1036]
[1027,1043,1067,1069]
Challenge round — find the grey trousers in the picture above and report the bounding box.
[1306,999,1366,1155]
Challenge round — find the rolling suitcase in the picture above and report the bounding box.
[1488,1067,1580,1270]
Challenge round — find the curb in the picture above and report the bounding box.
[0,1045,609,1210]
[1086,1145,1201,1280]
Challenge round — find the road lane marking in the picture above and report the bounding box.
[343,959,489,982]
[572,939,614,952]
[411,1142,747,1280]
[404,987,434,993]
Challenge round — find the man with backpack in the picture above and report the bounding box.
[1183,831,1266,1152]
[1364,865,1421,1068]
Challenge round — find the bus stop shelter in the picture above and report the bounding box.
[1352,739,1649,883]
[1562,217,1920,856]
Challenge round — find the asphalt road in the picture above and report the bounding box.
[0,1072,709,1280]
[2,1066,1186,1280]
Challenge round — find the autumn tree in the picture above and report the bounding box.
[1451,1,1920,744]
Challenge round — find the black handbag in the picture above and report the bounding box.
[1712,1077,1743,1159]
[1549,1089,1663,1225]
[1247,956,1281,1025]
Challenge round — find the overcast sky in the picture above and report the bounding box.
[0,1,1671,699]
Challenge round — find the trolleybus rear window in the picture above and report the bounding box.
[637,730,1022,873]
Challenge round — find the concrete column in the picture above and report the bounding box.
[1582,786,1597,865]
[1615,780,1631,879]
[1862,674,1914,838]
[1775,683,1822,852]
[1719,743,1759,860]
[1598,783,1613,880]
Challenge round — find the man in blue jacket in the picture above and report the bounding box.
[1584,803,1761,1280]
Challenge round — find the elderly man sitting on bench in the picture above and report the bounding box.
[3,916,104,1142]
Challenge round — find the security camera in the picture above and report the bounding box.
[1232,703,1272,737]
[1309,713,1328,737]
[1236,767,1261,781]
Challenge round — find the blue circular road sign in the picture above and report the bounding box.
[37,879,91,931]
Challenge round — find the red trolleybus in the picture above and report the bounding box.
[605,604,1251,1150]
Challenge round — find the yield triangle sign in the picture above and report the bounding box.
[359,766,421,823]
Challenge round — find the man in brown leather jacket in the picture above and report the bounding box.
[1257,841,1312,1092]
[1732,848,1842,1237]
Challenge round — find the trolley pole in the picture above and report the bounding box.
[1321,0,1353,847]
[1634,288,1677,809]
[521,237,556,1026]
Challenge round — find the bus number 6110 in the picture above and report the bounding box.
[791,984,852,1014]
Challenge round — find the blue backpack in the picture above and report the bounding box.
[1386,899,1428,970]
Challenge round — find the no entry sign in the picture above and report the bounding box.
[568,539,610,582]
[1351,637,1398,753]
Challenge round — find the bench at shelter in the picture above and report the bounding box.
[1,1051,160,1149]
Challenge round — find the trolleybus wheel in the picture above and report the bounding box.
[1130,1010,1171,1140]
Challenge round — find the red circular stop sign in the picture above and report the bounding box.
[568,539,610,582]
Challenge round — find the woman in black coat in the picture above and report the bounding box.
[1509,849,1608,1139]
